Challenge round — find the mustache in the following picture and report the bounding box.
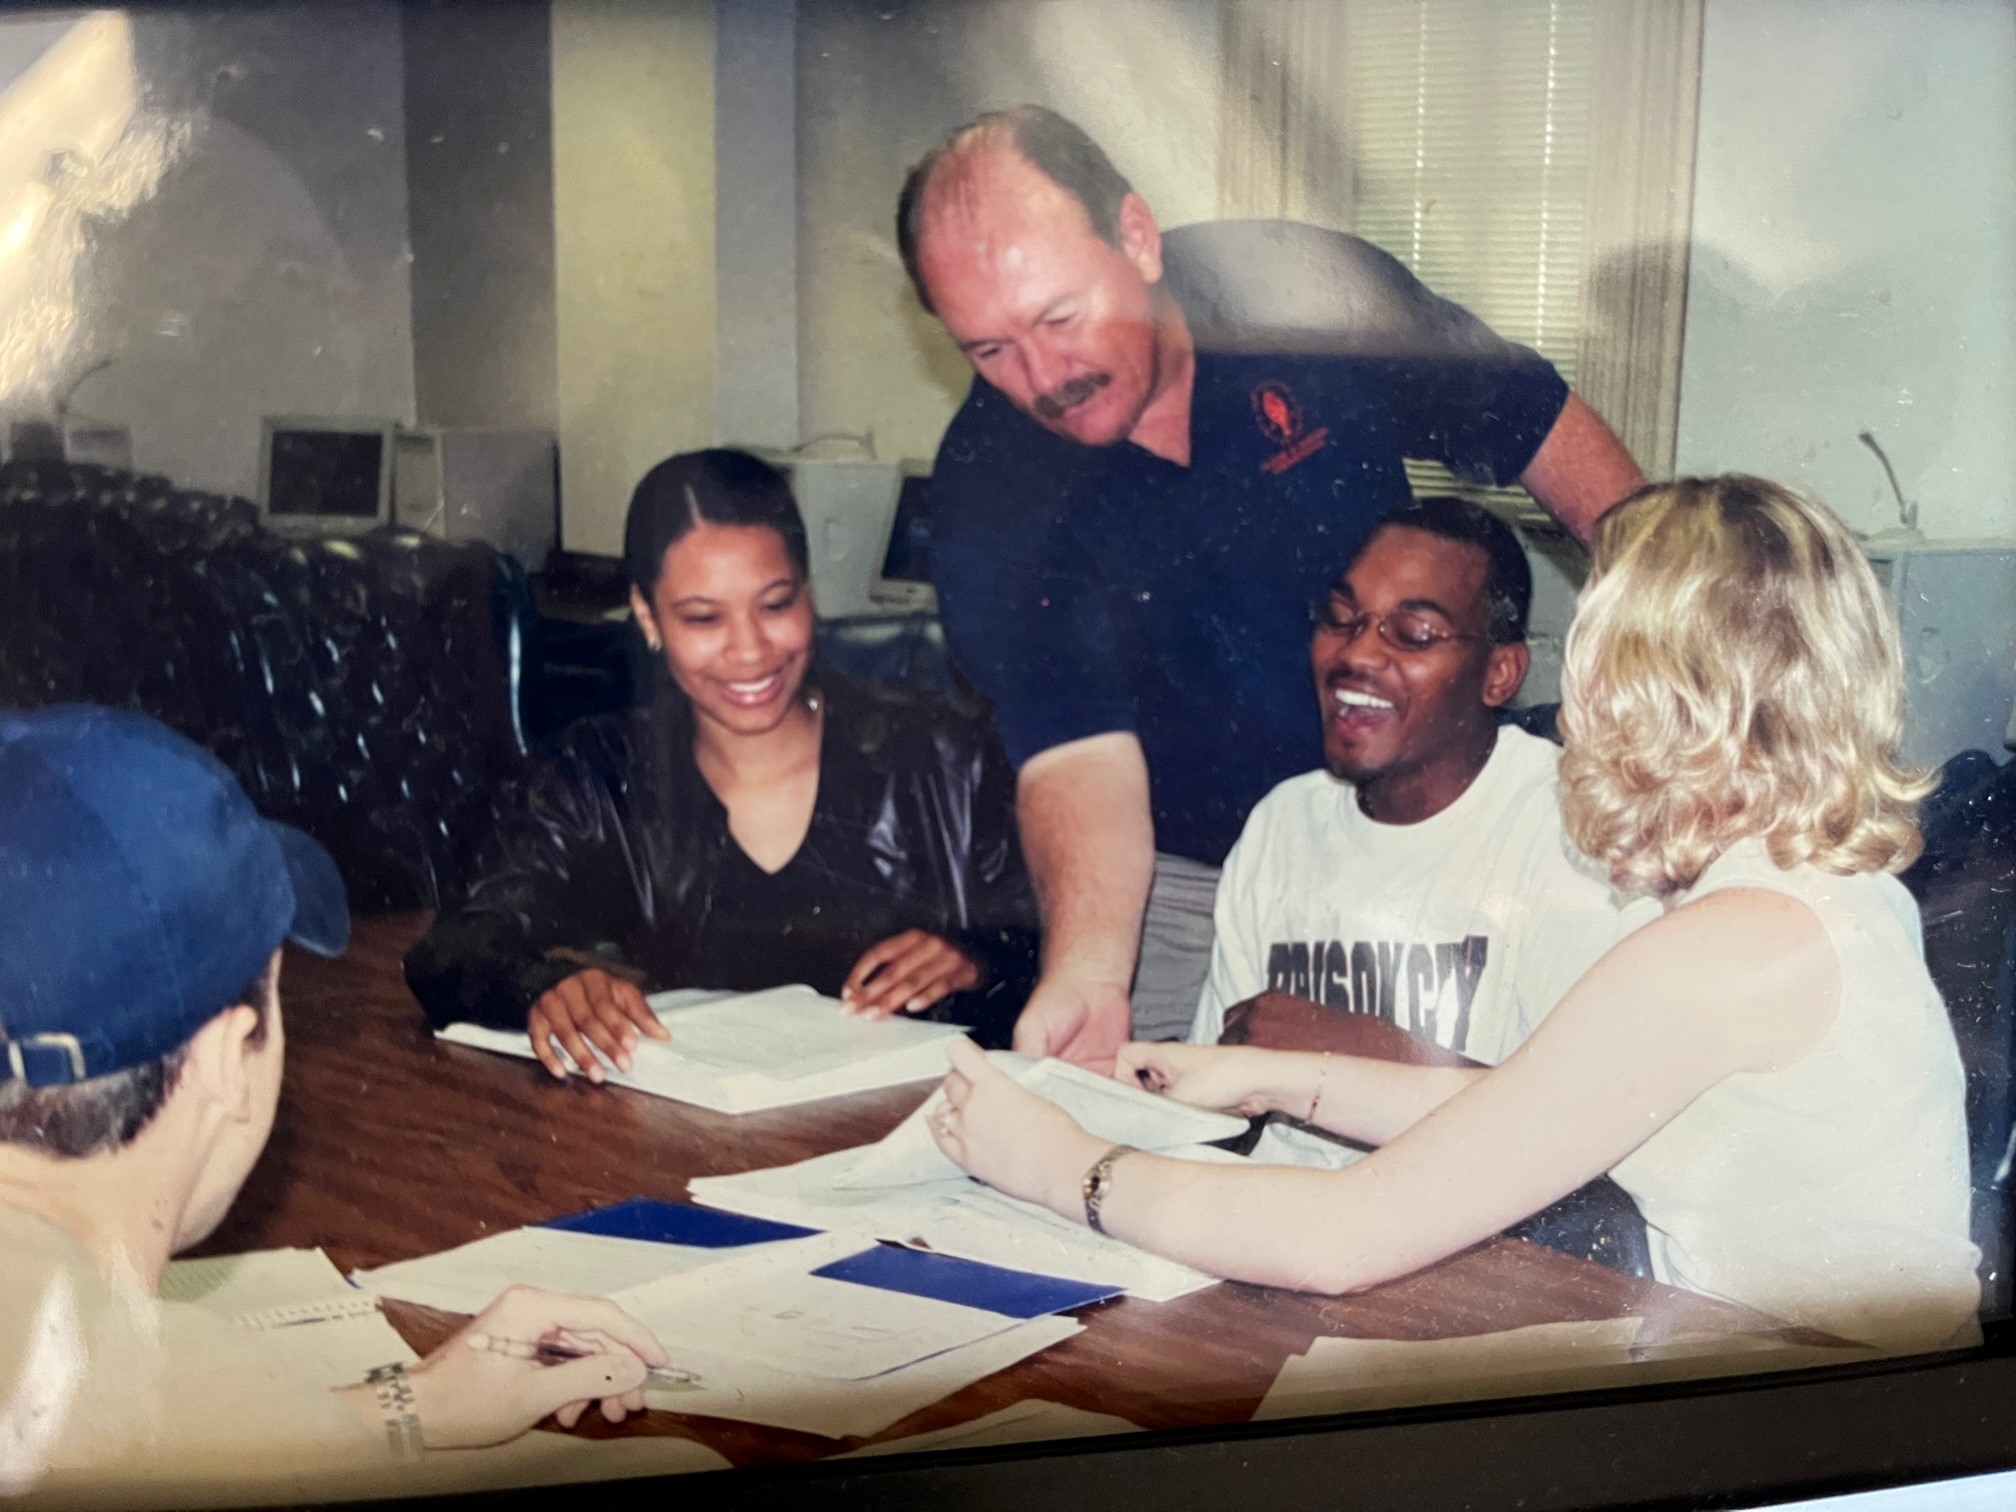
[1032,372,1111,421]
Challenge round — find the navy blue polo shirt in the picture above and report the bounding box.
[928,222,1568,866]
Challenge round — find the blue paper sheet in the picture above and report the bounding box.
[540,1197,816,1248]
[813,1243,1122,1319]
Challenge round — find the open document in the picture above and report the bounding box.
[691,1141,1245,1303]
[683,1051,1248,1302]
[435,984,966,1113]
[839,1053,1249,1190]
[609,1233,1095,1439]
[348,1200,1114,1440]
[350,1199,816,1315]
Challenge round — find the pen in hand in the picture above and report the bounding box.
[465,1331,703,1389]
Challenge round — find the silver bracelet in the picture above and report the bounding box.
[363,1361,425,1459]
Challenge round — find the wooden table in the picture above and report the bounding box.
[195,915,1762,1469]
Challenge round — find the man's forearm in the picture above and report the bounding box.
[1519,392,1645,546]
[1017,733,1155,987]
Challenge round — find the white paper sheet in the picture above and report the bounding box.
[1246,1117,1372,1171]
[617,1258,1022,1381]
[1254,1318,1882,1421]
[637,1314,1083,1440]
[584,1231,1085,1438]
[350,1226,784,1316]
[837,1053,1249,1190]
[837,1398,1139,1458]
[689,1142,1237,1302]
[160,1248,350,1318]
[160,1248,419,1392]
[437,984,965,1113]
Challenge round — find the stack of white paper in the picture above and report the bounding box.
[436,984,965,1113]
[161,1248,418,1390]
[351,1225,786,1316]
[689,1141,1240,1303]
[606,1234,1085,1440]
[688,1054,1249,1303]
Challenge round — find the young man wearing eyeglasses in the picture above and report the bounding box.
[1190,499,1649,1085]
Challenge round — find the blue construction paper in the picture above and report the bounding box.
[539,1197,817,1248]
[812,1243,1121,1319]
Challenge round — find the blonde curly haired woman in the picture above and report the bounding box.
[927,475,1981,1349]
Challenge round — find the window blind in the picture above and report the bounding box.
[1221,0,1601,521]
[1340,0,1593,515]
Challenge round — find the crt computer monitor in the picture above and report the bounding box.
[257,417,397,536]
[881,467,932,585]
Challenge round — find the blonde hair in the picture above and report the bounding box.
[1558,475,1933,898]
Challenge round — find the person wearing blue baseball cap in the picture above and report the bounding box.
[0,706,672,1502]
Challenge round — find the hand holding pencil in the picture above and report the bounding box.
[396,1286,671,1447]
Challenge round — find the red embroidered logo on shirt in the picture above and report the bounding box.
[1251,380,1329,475]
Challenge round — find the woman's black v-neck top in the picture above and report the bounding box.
[404,672,1039,1046]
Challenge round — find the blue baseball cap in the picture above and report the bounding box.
[0,705,348,1087]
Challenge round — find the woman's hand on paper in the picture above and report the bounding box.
[401,1287,668,1448]
[928,1037,1107,1217]
[527,968,668,1082]
[840,930,982,1018]
[1114,1041,1286,1119]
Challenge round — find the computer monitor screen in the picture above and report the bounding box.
[259,418,395,533]
[880,471,932,584]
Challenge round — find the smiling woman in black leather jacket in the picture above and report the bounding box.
[405,449,1039,1075]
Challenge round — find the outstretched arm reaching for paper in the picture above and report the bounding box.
[929,892,1838,1297]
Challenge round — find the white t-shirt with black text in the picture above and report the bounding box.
[1193,725,1645,1063]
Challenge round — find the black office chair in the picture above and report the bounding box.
[1509,1179,1653,1279]
[1907,754,2016,1316]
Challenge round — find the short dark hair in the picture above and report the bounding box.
[0,965,274,1160]
[1345,497,1533,644]
[896,105,1135,316]
[622,449,810,599]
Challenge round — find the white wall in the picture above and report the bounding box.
[552,0,716,556]
[714,0,796,453]
[69,4,417,503]
[403,0,557,433]
[1675,0,2016,540]
[795,0,1225,466]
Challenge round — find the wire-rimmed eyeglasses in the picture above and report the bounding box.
[1308,598,1483,654]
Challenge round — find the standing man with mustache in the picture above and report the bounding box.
[899,107,1643,1066]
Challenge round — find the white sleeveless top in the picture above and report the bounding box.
[1607,838,1980,1347]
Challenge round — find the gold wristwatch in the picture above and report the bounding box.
[1081,1143,1137,1235]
